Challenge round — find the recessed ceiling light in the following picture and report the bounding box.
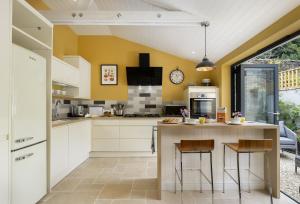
[73,0,77,2]
[192,51,196,54]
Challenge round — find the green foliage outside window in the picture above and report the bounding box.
[279,100,300,132]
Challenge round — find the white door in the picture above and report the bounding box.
[50,126,69,188]
[11,142,47,204]
[0,0,11,203]
[68,121,90,172]
[12,45,46,150]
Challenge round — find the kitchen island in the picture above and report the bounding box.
[156,122,280,199]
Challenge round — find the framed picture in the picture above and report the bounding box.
[100,64,118,85]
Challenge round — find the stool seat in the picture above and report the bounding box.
[225,139,273,153]
[175,140,214,152]
[174,139,214,195]
[223,139,273,204]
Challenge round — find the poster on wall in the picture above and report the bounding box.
[100,64,118,85]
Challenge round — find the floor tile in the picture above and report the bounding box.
[98,184,132,199]
[52,178,81,192]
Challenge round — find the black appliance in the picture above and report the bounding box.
[126,53,163,86]
[164,105,186,117]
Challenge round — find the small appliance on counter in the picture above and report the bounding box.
[69,105,87,117]
[111,103,125,116]
[164,105,186,117]
[88,105,104,116]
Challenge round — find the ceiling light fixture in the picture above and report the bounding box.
[196,21,215,71]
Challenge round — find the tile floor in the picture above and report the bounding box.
[39,157,297,204]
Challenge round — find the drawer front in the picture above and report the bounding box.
[92,139,119,151]
[92,126,119,139]
[119,119,158,126]
[93,120,119,126]
[119,126,152,139]
[119,139,152,152]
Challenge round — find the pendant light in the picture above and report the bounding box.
[196,21,215,71]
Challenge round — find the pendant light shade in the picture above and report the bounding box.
[196,21,215,71]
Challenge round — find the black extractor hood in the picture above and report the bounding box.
[126,53,162,86]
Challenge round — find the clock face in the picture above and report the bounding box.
[170,69,184,84]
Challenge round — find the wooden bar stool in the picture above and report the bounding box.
[174,140,214,194]
[223,139,273,203]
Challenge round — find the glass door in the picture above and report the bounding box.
[232,64,279,124]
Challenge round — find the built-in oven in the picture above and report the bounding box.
[189,92,217,119]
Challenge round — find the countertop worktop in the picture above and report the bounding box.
[157,121,278,129]
[52,116,166,127]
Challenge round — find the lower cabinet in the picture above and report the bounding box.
[92,120,157,153]
[50,125,69,188]
[50,120,91,188]
[0,138,9,204]
[68,120,91,172]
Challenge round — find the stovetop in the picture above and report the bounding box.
[123,113,161,118]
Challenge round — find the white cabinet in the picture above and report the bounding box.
[50,125,69,188]
[50,120,91,188]
[12,142,47,204]
[63,56,91,99]
[92,125,119,151]
[68,120,91,172]
[91,119,157,153]
[0,0,10,203]
[52,56,79,87]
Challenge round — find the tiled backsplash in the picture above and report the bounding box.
[126,86,162,114]
[53,85,187,118]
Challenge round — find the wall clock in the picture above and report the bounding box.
[169,67,184,84]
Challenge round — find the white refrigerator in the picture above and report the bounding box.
[11,44,47,204]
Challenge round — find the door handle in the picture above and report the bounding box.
[15,137,34,143]
[15,153,34,162]
[267,112,280,115]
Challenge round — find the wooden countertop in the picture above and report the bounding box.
[157,121,278,129]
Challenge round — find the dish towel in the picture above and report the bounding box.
[151,126,157,154]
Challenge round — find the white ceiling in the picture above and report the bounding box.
[40,0,300,62]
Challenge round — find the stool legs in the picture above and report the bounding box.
[200,153,203,193]
[180,152,183,193]
[174,145,177,193]
[210,151,214,194]
[237,153,242,201]
[223,144,225,193]
[266,153,273,204]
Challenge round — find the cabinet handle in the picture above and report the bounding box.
[15,153,34,162]
[15,137,34,143]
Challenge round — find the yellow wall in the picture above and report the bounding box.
[53,26,78,59]
[211,6,300,119]
[78,36,210,101]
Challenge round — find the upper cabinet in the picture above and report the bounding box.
[63,56,91,99]
[12,0,52,51]
[52,56,79,88]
